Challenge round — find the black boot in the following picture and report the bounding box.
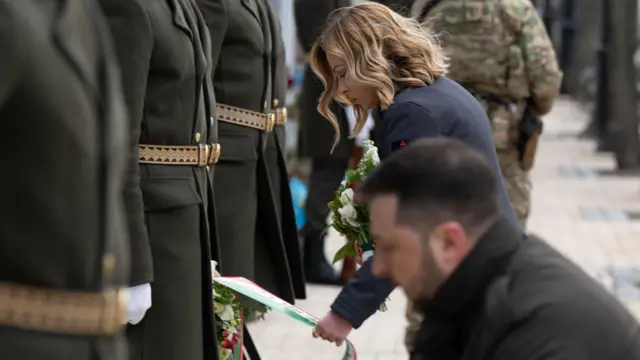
[303,236,341,285]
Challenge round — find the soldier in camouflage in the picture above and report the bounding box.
[404,0,562,351]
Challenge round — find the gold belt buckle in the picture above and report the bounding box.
[198,144,209,167]
[265,113,276,132]
[274,108,288,126]
[198,144,221,166]
[209,144,221,165]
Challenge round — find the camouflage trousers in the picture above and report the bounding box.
[403,148,531,353]
[497,148,531,228]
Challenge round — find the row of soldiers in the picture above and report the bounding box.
[0,0,304,360]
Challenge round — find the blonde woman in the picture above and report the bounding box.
[308,2,521,350]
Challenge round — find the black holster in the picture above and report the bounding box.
[517,103,543,171]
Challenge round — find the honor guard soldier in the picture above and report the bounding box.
[196,0,306,314]
[99,0,222,359]
[0,0,131,359]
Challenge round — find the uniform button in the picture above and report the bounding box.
[273,98,279,107]
[195,133,201,142]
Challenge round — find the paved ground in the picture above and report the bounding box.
[248,98,640,359]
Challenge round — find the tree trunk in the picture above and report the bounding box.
[607,0,640,169]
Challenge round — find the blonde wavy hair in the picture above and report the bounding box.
[310,2,449,152]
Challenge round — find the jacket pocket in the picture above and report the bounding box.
[218,132,258,162]
[140,177,202,211]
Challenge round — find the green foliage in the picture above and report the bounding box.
[332,243,357,264]
[327,140,389,312]
[243,304,272,322]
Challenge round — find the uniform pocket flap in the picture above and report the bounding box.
[218,132,258,162]
[140,177,202,211]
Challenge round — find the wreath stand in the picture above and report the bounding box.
[241,323,260,360]
[339,145,364,283]
[233,310,260,360]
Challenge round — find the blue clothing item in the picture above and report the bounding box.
[330,77,523,328]
[289,177,308,230]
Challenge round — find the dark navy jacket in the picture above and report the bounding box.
[330,76,522,328]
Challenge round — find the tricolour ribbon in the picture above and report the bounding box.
[212,265,357,360]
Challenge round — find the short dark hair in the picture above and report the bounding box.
[358,138,500,231]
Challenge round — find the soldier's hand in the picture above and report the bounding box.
[312,311,353,346]
[124,283,152,325]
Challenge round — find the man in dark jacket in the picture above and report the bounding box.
[358,138,640,360]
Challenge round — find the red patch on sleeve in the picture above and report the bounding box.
[391,140,410,152]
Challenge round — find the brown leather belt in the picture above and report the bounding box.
[216,103,287,132]
[138,143,221,166]
[0,282,127,335]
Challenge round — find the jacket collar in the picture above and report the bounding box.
[372,83,409,120]
[411,216,524,359]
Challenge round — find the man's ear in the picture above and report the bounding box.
[430,222,471,273]
[440,222,471,254]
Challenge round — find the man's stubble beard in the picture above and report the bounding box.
[408,242,446,302]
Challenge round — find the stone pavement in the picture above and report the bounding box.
[247,98,640,359]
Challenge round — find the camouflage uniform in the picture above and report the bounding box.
[404,0,562,352]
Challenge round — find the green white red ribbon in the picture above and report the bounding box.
[232,309,244,360]
[212,264,357,360]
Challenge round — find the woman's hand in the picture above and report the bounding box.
[312,311,353,346]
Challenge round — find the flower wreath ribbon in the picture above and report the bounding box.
[212,263,357,360]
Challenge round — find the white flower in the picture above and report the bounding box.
[222,319,238,332]
[339,188,354,205]
[218,304,235,322]
[225,324,239,334]
[214,301,225,313]
[356,141,380,174]
[340,179,347,188]
[338,203,359,227]
[362,140,380,166]
[369,150,380,165]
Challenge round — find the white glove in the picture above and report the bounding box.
[123,283,152,325]
[345,106,374,146]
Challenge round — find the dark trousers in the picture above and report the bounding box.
[301,156,350,241]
